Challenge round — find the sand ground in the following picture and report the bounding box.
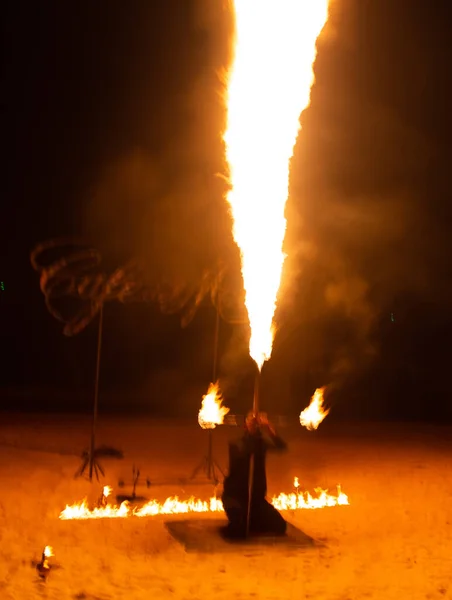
[0,413,451,600]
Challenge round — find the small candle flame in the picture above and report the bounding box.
[43,546,54,558]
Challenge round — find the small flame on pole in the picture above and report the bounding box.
[36,546,54,581]
[198,382,230,429]
[299,387,330,431]
[98,485,112,508]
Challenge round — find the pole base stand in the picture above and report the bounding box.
[189,455,224,485]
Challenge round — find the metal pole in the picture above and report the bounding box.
[89,304,103,482]
[207,429,213,480]
[212,307,220,382]
[247,363,260,536]
[246,451,254,537]
[205,308,221,483]
[253,367,260,415]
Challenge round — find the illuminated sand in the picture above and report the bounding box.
[0,414,451,599]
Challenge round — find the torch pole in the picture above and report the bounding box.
[212,307,220,382]
[247,364,261,537]
[89,304,103,482]
[209,308,220,481]
[207,429,213,480]
[253,368,260,415]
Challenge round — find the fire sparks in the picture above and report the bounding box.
[223,1,329,369]
[198,382,230,429]
[59,482,348,520]
[300,387,330,430]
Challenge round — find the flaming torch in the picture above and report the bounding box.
[223,0,330,412]
[97,485,112,508]
[198,382,230,429]
[191,382,230,484]
[36,546,53,581]
[299,387,330,431]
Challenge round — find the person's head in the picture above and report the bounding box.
[245,411,259,435]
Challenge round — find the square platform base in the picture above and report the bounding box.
[165,518,315,553]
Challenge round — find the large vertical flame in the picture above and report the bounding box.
[224,1,329,369]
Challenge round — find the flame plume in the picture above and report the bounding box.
[223,1,329,369]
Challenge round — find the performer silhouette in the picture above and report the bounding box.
[221,411,287,539]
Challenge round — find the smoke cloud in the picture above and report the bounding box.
[82,0,448,415]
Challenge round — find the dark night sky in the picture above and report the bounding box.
[2,0,452,419]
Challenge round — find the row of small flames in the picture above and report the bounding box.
[59,478,349,521]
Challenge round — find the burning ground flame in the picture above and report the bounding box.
[198,382,230,429]
[59,482,348,520]
[300,387,330,430]
[223,1,329,370]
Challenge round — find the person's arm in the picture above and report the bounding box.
[258,414,287,452]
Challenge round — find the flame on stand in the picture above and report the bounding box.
[223,1,330,370]
[300,387,330,430]
[198,382,230,429]
[59,481,348,520]
[43,546,54,558]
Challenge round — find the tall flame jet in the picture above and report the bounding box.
[224,1,329,370]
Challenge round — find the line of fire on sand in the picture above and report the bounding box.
[60,481,349,521]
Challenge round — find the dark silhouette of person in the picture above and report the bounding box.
[221,411,287,539]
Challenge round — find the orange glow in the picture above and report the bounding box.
[300,387,330,430]
[198,382,230,429]
[223,1,329,369]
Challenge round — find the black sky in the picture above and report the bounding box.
[2,0,452,419]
